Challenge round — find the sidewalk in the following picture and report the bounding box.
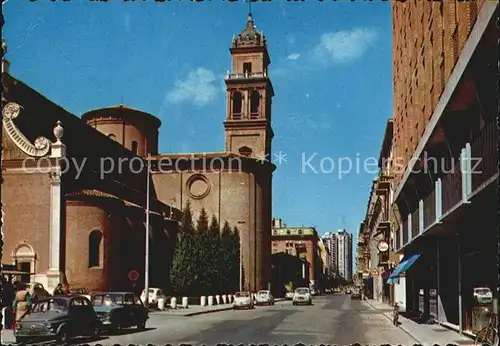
[152,298,287,317]
[364,299,476,346]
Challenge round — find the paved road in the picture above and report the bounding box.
[78,295,418,345]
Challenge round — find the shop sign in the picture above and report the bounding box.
[377,240,389,252]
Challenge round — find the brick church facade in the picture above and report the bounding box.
[1,14,274,294]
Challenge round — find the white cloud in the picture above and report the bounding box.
[286,53,300,61]
[314,28,377,64]
[166,68,218,107]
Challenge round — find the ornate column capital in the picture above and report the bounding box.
[49,171,62,184]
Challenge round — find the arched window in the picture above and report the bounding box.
[232,92,242,119]
[131,141,138,155]
[250,90,260,119]
[108,133,116,140]
[13,243,36,284]
[88,230,103,268]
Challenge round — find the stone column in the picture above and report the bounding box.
[46,121,66,293]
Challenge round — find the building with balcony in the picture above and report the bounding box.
[387,1,498,335]
[359,118,398,304]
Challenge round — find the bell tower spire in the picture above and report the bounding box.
[224,14,274,159]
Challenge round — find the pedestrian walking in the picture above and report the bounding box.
[12,282,31,325]
[1,277,15,328]
[53,283,64,296]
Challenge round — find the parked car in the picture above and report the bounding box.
[69,288,91,300]
[14,296,100,344]
[292,287,312,306]
[474,287,493,304]
[233,291,254,309]
[140,287,167,306]
[255,290,274,306]
[351,289,362,300]
[345,288,352,295]
[91,292,148,332]
[285,291,294,300]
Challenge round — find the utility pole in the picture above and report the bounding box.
[144,154,151,308]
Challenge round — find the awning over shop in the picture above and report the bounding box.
[386,253,421,285]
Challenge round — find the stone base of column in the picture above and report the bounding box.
[45,269,64,294]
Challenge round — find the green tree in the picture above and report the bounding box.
[231,226,241,292]
[193,208,210,294]
[170,202,197,295]
[206,215,221,294]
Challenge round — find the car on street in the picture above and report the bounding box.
[473,287,493,304]
[345,288,352,294]
[285,291,294,299]
[292,287,312,306]
[350,289,362,300]
[255,290,274,306]
[140,287,167,306]
[91,292,148,332]
[233,291,254,309]
[14,295,100,344]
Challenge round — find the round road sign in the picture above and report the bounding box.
[128,270,140,281]
[377,240,389,252]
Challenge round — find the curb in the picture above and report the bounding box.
[363,299,422,344]
[184,306,234,316]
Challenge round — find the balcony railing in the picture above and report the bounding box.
[423,189,436,229]
[233,113,242,120]
[402,220,408,247]
[471,120,497,192]
[441,158,462,215]
[250,112,260,119]
[225,71,268,80]
[411,209,419,239]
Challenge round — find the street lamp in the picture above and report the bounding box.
[144,153,151,308]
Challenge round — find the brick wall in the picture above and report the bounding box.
[391,0,483,189]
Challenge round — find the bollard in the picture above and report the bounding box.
[182,297,188,308]
[208,295,214,306]
[215,295,220,305]
[201,296,207,306]
[222,295,227,304]
[157,297,166,311]
[1,307,6,330]
[170,297,177,309]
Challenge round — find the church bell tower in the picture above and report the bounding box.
[224,14,274,159]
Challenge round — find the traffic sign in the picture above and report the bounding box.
[377,240,389,252]
[128,270,140,281]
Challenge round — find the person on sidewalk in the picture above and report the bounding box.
[53,283,64,296]
[12,282,31,325]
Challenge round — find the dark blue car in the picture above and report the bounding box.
[91,292,148,333]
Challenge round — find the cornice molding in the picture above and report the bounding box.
[2,102,51,157]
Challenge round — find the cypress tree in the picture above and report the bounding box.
[220,221,233,292]
[170,201,196,295]
[207,215,221,294]
[194,208,210,294]
[231,226,242,292]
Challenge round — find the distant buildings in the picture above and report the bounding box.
[324,230,353,282]
[271,218,327,292]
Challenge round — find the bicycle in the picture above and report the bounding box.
[474,312,499,346]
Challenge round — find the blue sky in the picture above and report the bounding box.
[4,0,393,267]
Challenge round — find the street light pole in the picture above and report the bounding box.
[144,154,151,308]
[239,237,243,292]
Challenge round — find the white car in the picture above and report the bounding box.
[140,287,167,306]
[474,287,493,304]
[255,290,274,306]
[233,291,254,309]
[292,287,312,306]
[285,291,294,299]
